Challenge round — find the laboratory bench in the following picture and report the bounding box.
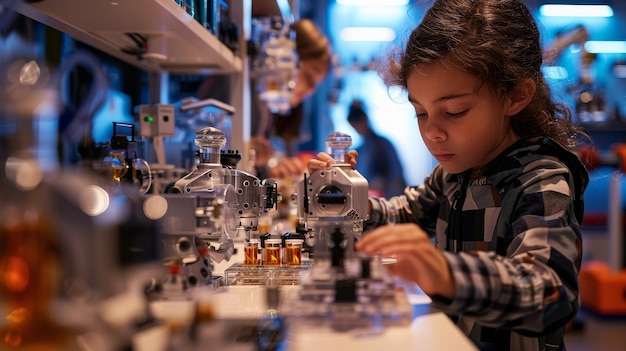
[143,235,476,351]
[146,270,478,351]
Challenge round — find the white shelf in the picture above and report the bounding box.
[13,0,242,74]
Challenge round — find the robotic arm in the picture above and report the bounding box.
[543,24,589,64]
[544,25,608,122]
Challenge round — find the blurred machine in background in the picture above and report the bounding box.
[251,16,299,115]
[578,144,626,316]
[543,24,609,124]
[0,42,166,350]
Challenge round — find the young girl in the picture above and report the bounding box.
[308,0,589,350]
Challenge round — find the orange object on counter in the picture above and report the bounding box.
[613,143,626,174]
[577,143,626,173]
[579,261,626,315]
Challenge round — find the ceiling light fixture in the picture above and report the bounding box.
[340,27,396,42]
[539,4,613,17]
[337,0,409,6]
[542,66,569,80]
[584,41,626,54]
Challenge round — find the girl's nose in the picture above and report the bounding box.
[420,119,446,142]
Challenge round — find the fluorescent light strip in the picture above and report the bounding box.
[340,27,396,42]
[337,0,409,6]
[539,5,613,17]
[542,66,569,80]
[585,41,626,54]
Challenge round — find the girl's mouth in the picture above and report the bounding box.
[433,153,454,162]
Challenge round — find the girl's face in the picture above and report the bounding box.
[407,60,519,174]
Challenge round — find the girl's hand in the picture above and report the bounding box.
[355,223,455,299]
[306,150,359,174]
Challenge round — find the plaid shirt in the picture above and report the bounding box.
[368,136,588,351]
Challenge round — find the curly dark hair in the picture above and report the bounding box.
[382,0,588,149]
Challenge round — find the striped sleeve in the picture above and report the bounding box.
[369,165,446,235]
[431,163,581,334]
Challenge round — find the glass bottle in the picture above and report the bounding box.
[326,131,352,164]
[0,56,77,349]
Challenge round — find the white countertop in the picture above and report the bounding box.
[204,285,478,351]
[285,312,477,351]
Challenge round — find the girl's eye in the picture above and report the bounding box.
[414,112,427,119]
[446,110,468,117]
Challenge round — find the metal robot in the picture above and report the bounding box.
[171,126,279,239]
[287,131,412,331]
[294,131,369,263]
[143,189,239,300]
[150,127,278,297]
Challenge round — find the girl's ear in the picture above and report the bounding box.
[505,78,536,116]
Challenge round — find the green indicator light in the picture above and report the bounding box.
[144,116,154,122]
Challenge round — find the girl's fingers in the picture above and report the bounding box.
[307,152,337,174]
[307,159,330,173]
[356,224,427,254]
[306,150,360,173]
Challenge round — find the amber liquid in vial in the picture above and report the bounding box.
[285,242,302,265]
[263,246,281,265]
[243,241,259,265]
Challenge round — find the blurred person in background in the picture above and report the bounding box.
[250,18,332,180]
[347,99,406,197]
